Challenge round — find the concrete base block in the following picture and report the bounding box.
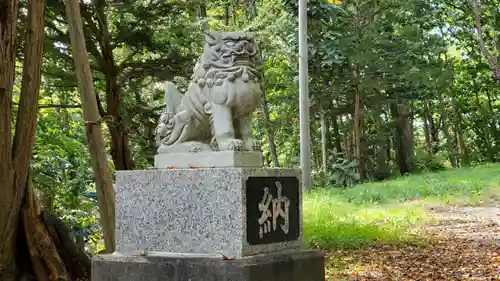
[92,249,325,281]
[154,151,263,169]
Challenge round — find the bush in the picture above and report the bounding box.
[328,157,360,188]
[415,151,447,172]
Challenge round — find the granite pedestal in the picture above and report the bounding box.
[92,167,325,281]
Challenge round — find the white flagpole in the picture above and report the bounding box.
[298,0,312,190]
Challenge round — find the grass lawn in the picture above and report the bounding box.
[302,163,500,249]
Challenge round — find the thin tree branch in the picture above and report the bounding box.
[38,104,81,109]
[12,102,82,109]
[468,0,500,80]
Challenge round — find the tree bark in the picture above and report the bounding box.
[65,0,116,253]
[473,78,494,161]
[198,3,210,31]
[0,0,39,279]
[391,103,414,175]
[320,103,328,172]
[469,0,500,81]
[224,6,229,25]
[374,110,390,181]
[353,69,365,181]
[330,101,343,155]
[450,90,470,167]
[332,116,342,154]
[353,91,364,180]
[23,178,68,281]
[94,0,135,171]
[422,109,432,153]
[230,0,237,25]
[424,101,440,154]
[244,0,257,21]
[438,92,458,168]
[262,100,280,167]
[485,88,499,151]
[105,76,135,171]
[260,81,280,168]
[0,1,92,280]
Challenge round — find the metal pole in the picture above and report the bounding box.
[298,0,312,190]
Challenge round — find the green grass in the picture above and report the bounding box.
[302,163,500,249]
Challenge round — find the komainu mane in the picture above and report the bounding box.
[155,31,264,153]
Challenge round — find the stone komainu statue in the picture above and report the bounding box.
[155,32,264,153]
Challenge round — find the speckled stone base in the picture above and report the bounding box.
[115,168,302,258]
[92,249,325,281]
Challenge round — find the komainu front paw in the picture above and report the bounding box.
[243,138,261,151]
[218,138,244,151]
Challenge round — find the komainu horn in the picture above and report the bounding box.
[155,31,264,153]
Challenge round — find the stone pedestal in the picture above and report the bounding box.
[154,151,264,169]
[92,249,324,281]
[92,167,325,281]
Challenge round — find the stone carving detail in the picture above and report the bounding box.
[155,31,264,153]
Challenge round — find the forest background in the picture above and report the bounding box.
[1,0,499,279]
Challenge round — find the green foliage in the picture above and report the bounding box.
[327,157,360,188]
[319,163,500,205]
[414,148,448,172]
[32,107,93,212]
[18,0,500,257]
[303,163,500,248]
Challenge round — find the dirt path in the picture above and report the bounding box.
[425,203,500,244]
[326,203,500,280]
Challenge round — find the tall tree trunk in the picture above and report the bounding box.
[456,111,471,167]
[425,101,439,154]
[198,4,210,31]
[473,79,494,161]
[331,115,342,154]
[231,0,237,25]
[469,0,500,81]
[0,0,25,279]
[94,0,135,171]
[320,103,328,172]
[105,76,135,170]
[438,92,458,168]
[261,82,280,167]
[224,6,230,25]
[422,111,432,153]
[353,83,365,181]
[485,88,499,153]
[374,112,390,181]
[391,102,414,175]
[330,100,342,155]
[0,1,20,279]
[65,0,116,253]
[262,100,280,167]
[244,0,257,21]
[421,102,431,154]
[0,2,91,280]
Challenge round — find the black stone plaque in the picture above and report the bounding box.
[246,176,300,245]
